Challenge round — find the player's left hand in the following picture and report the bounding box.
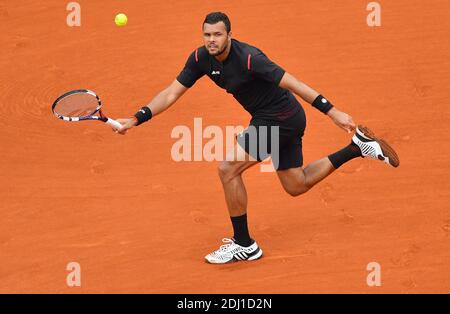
[327,108,356,133]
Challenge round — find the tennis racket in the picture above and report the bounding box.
[52,89,122,129]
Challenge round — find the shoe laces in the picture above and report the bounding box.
[218,238,235,252]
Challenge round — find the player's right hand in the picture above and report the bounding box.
[114,117,138,135]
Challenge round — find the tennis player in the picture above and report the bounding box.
[114,12,400,264]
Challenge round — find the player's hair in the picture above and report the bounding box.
[203,12,231,33]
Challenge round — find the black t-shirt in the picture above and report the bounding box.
[176,39,301,121]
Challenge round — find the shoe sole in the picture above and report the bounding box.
[205,249,264,264]
[248,248,263,261]
[357,125,400,168]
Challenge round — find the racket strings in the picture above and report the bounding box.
[53,93,100,118]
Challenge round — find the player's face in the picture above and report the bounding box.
[202,22,231,56]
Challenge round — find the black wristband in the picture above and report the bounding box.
[134,107,152,126]
[312,95,334,114]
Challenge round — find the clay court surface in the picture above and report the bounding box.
[0,0,449,293]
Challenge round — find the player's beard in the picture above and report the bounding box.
[208,40,229,57]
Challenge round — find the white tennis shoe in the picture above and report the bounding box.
[205,238,263,264]
[352,125,400,167]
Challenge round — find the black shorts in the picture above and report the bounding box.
[237,107,306,170]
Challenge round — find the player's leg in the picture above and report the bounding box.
[277,124,400,196]
[218,143,259,247]
[277,158,336,196]
[205,145,262,264]
[218,143,259,218]
[205,124,265,264]
[276,132,362,196]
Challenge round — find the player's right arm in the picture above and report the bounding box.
[145,79,189,116]
[115,49,204,135]
[115,80,188,134]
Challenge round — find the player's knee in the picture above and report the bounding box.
[283,184,309,197]
[218,161,237,182]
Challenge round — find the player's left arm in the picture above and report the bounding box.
[279,72,356,133]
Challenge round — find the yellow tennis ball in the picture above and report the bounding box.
[115,13,128,26]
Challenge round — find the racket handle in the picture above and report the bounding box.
[105,118,123,130]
